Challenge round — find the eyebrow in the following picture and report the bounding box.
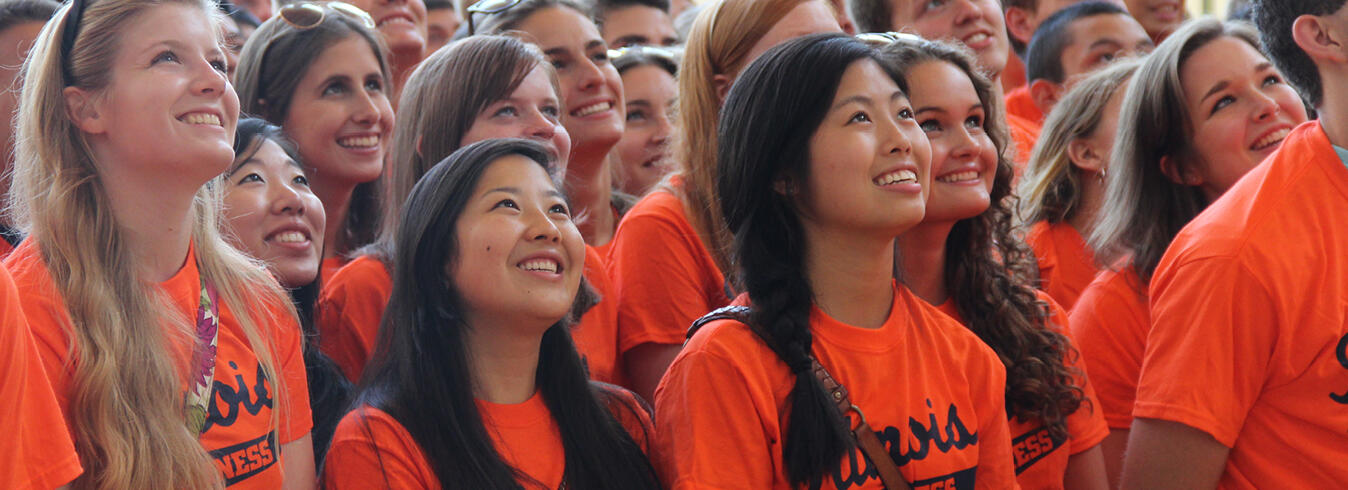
[615,35,649,46]
[626,100,653,109]
[832,91,906,111]
[1200,80,1231,106]
[485,186,566,201]
[1087,39,1123,51]
[226,157,305,177]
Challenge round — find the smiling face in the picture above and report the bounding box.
[1180,36,1307,202]
[452,155,585,329]
[345,0,428,58]
[81,4,239,187]
[889,0,1009,78]
[801,59,930,237]
[515,7,626,157]
[223,139,326,287]
[616,64,677,195]
[1122,0,1184,41]
[908,60,998,223]
[461,66,572,171]
[281,35,393,192]
[602,5,679,48]
[1059,13,1152,83]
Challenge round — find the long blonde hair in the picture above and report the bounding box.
[1018,58,1140,225]
[676,0,814,276]
[9,1,292,488]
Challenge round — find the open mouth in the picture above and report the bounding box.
[271,231,309,244]
[1250,128,1290,152]
[337,135,379,149]
[377,14,415,28]
[179,112,222,126]
[873,169,918,186]
[518,258,562,274]
[963,32,990,45]
[936,170,981,184]
[571,101,613,118]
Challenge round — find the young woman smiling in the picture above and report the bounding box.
[882,37,1109,489]
[7,0,313,487]
[655,33,1015,489]
[235,5,394,280]
[324,139,660,489]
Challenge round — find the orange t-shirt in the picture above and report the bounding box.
[1025,221,1099,310]
[654,283,1015,489]
[0,264,82,489]
[5,240,313,488]
[1007,113,1042,175]
[937,292,1109,488]
[607,182,730,358]
[1005,86,1044,127]
[324,385,655,488]
[320,256,347,286]
[0,238,14,260]
[1068,266,1146,430]
[317,247,622,385]
[1003,53,1027,92]
[1139,121,1348,487]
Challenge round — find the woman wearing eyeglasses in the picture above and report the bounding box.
[611,45,679,197]
[235,3,394,283]
[7,0,314,487]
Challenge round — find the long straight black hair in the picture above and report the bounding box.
[355,138,660,489]
[716,33,902,488]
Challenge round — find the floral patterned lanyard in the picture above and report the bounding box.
[184,275,220,436]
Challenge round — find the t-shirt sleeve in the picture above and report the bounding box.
[1054,318,1110,454]
[315,262,387,382]
[1137,256,1278,447]
[653,341,778,489]
[269,301,314,445]
[0,269,82,489]
[1069,272,1149,429]
[608,206,724,354]
[323,409,435,489]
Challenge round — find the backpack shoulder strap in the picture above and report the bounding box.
[685,305,752,342]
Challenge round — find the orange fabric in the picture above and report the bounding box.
[5,240,312,488]
[320,256,347,287]
[0,265,81,489]
[937,291,1109,488]
[1005,86,1044,127]
[1139,121,1348,487]
[1025,221,1100,310]
[1003,54,1027,92]
[0,239,13,260]
[1006,113,1042,176]
[654,283,1016,489]
[317,248,622,384]
[1068,266,1146,430]
[324,386,654,488]
[607,181,730,359]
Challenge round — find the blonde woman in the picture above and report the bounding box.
[5,0,313,487]
[1017,59,1140,310]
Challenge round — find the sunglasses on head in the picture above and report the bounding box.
[465,0,525,35]
[277,1,376,30]
[607,45,679,63]
[855,31,925,47]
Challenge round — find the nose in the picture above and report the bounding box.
[269,180,307,217]
[1251,89,1282,122]
[524,205,563,243]
[193,58,228,97]
[879,113,915,157]
[951,0,982,27]
[523,107,558,142]
[948,125,979,161]
[651,112,672,146]
[351,90,384,125]
[572,57,606,96]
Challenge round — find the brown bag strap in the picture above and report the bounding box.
[809,359,914,490]
[688,307,913,490]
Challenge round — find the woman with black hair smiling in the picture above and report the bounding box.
[654,33,1014,489]
[324,139,660,489]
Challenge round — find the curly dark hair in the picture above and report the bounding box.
[880,38,1086,444]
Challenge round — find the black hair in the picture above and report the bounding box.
[717,33,900,488]
[217,0,260,29]
[1252,0,1347,107]
[229,117,352,469]
[1026,1,1129,83]
[355,138,660,489]
[590,0,670,23]
[0,0,58,33]
[845,0,891,34]
[425,0,454,9]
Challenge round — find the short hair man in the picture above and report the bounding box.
[592,0,678,47]
[1022,1,1150,119]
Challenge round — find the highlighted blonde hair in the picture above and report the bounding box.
[9,1,292,487]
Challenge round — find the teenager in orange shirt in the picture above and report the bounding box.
[1118,2,1348,487]
[656,33,1015,489]
[1069,18,1307,487]
[324,139,660,489]
[883,37,1108,489]
[235,7,394,279]
[606,0,842,403]
[317,35,625,386]
[5,1,314,487]
[221,118,352,467]
[1018,59,1139,310]
[1020,2,1150,124]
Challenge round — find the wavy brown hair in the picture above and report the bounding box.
[881,38,1085,443]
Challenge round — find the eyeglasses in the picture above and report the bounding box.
[855,31,924,47]
[466,0,526,35]
[60,0,88,85]
[278,1,376,30]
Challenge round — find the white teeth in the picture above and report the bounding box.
[273,231,307,244]
[338,135,379,148]
[572,102,611,117]
[377,17,413,27]
[182,113,221,126]
[1252,128,1290,151]
[874,169,918,186]
[936,170,981,183]
[965,33,988,44]
[519,259,560,273]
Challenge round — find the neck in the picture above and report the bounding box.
[1067,170,1104,237]
[311,175,356,258]
[896,221,954,305]
[92,153,198,283]
[463,316,546,405]
[801,223,897,329]
[1320,77,1348,148]
[566,151,615,246]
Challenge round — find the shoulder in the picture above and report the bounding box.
[331,405,415,448]
[324,255,392,294]
[614,190,693,235]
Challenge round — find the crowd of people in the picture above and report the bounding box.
[0,0,1344,488]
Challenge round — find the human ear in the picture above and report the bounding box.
[1004,7,1035,47]
[1029,79,1064,116]
[1159,154,1202,187]
[1067,138,1104,173]
[713,73,732,105]
[63,86,107,135]
[1293,14,1348,66]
